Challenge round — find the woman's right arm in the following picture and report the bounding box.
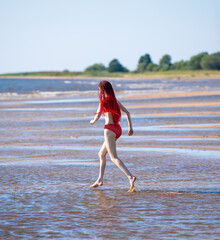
[118,101,134,136]
[90,104,101,125]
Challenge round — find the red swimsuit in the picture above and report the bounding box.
[104,123,122,139]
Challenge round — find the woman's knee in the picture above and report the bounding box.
[98,150,106,159]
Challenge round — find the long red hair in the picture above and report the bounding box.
[97,80,121,124]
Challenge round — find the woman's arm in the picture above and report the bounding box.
[90,104,102,125]
[118,101,134,136]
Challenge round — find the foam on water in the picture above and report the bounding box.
[24,97,97,104]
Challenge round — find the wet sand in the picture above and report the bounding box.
[0,78,220,239]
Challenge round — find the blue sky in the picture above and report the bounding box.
[0,0,219,73]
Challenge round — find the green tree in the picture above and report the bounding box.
[137,53,152,72]
[159,54,172,67]
[171,60,189,70]
[188,52,208,70]
[159,65,170,71]
[85,63,106,72]
[201,54,220,70]
[152,64,160,72]
[146,63,156,71]
[108,59,129,72]
[137,62,147,72]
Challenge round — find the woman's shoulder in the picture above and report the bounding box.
[117,100,122,106]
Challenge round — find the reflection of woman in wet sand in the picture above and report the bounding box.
[90,80,136,190]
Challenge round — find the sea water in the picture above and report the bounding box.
[0,77,220,239]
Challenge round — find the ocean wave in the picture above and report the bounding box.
[0,90,98,100]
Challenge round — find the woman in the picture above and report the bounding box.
[90,80,136,190]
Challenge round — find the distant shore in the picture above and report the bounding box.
[1,70,220,80]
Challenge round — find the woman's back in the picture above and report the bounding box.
[104,112,114,125]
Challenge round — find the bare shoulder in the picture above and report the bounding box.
[117,100,123,108]
[117,100,122,106]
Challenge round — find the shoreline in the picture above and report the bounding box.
[1,71,220,80]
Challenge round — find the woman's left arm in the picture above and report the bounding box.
[118,100,134,136]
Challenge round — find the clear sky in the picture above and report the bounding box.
[0,0,219,74]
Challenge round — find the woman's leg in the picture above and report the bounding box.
[104,129,136,189]
[90,141,108,187]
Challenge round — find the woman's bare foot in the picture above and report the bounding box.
[129,176,136,190]
[90,180,103,188]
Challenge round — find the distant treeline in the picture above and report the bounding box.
[84,52,220,73]
[1,51,220,78]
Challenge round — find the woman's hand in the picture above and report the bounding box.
[128,128,134,136]
[90,120,95,125]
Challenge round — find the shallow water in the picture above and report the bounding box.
[0,78,220,239]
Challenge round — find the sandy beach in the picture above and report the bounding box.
[0,77,219,239]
